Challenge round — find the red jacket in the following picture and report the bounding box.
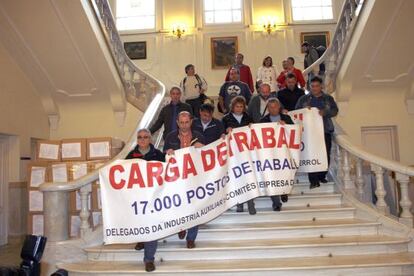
[225,65,254,93]
[276,67,306,89]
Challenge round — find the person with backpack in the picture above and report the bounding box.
[302,42,320,89]
[180,64,208,118]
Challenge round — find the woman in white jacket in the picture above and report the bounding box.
[256,56,278,93]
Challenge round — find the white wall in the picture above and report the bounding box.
[114,0,344,96]
[49,100,141,142]
[336,89,414,165]
[0,44,49,158]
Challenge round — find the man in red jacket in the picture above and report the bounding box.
[225,53,254,93]
[276,57,306,89]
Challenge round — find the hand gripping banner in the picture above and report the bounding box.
[99,123,302,243]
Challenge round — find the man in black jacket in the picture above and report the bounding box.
[277,73,305,112]
[150,86,193,140]
[125,129,165,272]
[192,103,225,145]
[295,76,339,189]
[260,98,293,211]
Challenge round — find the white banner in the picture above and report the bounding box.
[288,108,328,173]
[99,124,302,243]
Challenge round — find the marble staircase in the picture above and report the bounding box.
[57,179,414,275]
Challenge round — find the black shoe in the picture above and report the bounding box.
[309,182,320,189]
[135,242,145,251]
[236,204,244,212]
[320,178,328,183]
[145,262,156,272]
[247,201,256,215]
[273,206,281,212]
[281,195,288,203]
[178,230,186,240]
[186,240,196,249]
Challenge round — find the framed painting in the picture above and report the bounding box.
[300,32,330,52]
[124,41,147,60]
[210,36,238,69]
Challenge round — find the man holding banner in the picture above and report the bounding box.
[260,98,294,211]
[125,129,165,272]
[164,111,205,249]
[295,76,338,189]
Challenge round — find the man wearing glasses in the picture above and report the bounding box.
[125,128,165,272]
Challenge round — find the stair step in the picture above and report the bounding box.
[213,205,354,224]
[60,252,414,275]
[252,193,342,208]
[290,181,335,194]
[164,219,379,241]
[86,235,410,261]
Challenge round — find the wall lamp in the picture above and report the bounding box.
[172,24,186,39]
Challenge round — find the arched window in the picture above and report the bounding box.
[203,0,243,25]
[291,0,333,21]
[116,0,156,31]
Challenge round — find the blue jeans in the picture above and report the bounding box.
[143,241,158,263]
[186,226,198,241]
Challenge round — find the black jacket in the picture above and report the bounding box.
[260,113,294,124]
[125,144,165,162]
[149,102,193,139]
[295,92,338,133]
[277,86,305,111]
[163,130,205,151]
[192,118,225,145]
[221,112,253,131]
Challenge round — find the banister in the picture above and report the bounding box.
[302,0,363,88]
[334,133,414,177]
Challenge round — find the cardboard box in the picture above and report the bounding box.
[69,162,89,181]
[27,162,49,189]
[88,160,109,185]
[111,138,125,158]
[29,190,43,212]
[36,140,61,161]
[92,184,102,211]
[86,138,112,160]
[48,162,69,183]
[61,139,87,161]
[27,213,44,235]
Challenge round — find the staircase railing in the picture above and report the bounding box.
[302,0,414,227]
[39,0,166,242]
[331,125,414,227]
[302,0,364,93]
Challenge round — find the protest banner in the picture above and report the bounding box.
[99,123,302,243]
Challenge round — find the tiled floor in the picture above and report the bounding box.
[0,237,23,268]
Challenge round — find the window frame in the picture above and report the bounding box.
[284,0,338,24]
[114,0,158,34]
[201,0,245,27]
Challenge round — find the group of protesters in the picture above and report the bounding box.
[126,49,337,272]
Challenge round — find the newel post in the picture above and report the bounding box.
[43,191,70,241]
[396,173,413,227]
